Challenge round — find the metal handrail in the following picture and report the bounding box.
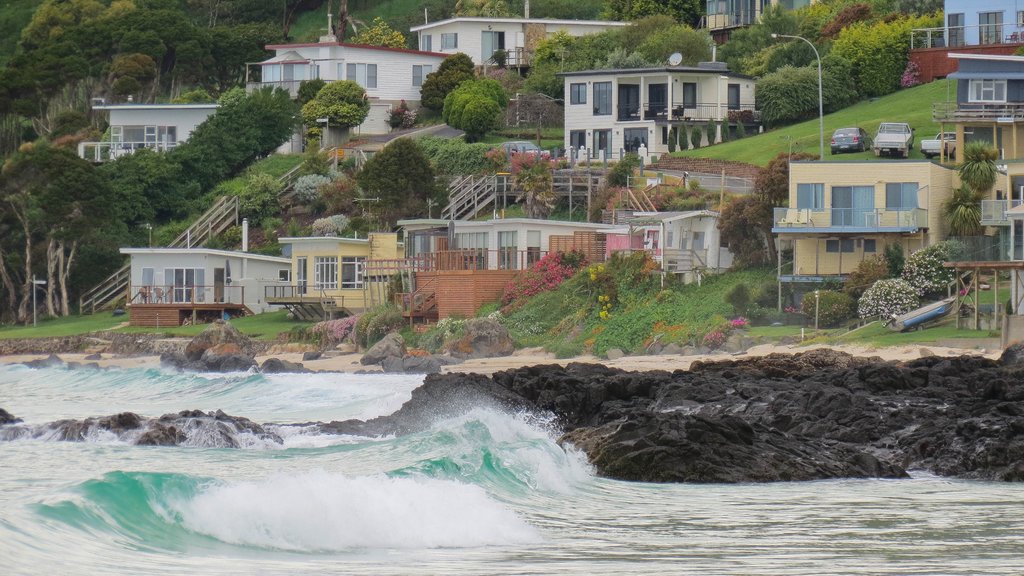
[932,101,1024,122]
[128,284,245,305]
[774,207,928,229]
[911,23,1024,49]
[78,140,179,163]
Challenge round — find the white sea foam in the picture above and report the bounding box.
[173,470,540,551]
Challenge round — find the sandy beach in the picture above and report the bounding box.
[0,342,1002,375]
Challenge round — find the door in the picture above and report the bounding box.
[214,268,225,303]
[618,84,640,120]
[648,83,667,117]
[594,130,611,156]
[832,186,875,227]
[482,31,505,62]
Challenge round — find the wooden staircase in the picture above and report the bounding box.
[79,195,240,314]
[442,175,501,220]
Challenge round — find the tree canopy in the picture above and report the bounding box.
[420,53,476,111]
[355,138,440,227]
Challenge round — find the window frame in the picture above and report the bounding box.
[569,130,586,150]
[314,256,338,291]
[420,34,432,52]
[969,79,1006,103]
[796,183,825,210]
[341,256,365,289]
[593,82,612,116]
[570,83,587,105]
[413,64,432,87]
[345,63,377,89]
[885,182,919,210]
[441,33,458,49]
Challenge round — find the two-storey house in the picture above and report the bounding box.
[560,62,755,160]
[410,17,627,67]
[703,0,817,41]
[911,2,1024,82]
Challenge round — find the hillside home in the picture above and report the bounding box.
[703,0,817,41]
[78,103,218,163]
[773,161,954,283]
[269,233,403,320]
[246,38,447,135]
[560,63,755,161]
[409,17,627,67]
[605,211,734,283]
[911,2,1024,82]
[120,247,290,327]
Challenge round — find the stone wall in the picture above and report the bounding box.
[650,156,761,180]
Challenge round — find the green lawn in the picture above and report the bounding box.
[829,320,994,347]
[118,310,310,341]
[676,80,952,166]
[0,313,126,340]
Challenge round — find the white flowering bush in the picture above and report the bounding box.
[311,214,348,236]
[858,278,919,319]
[901,240,964,297]
[293,174,332,204]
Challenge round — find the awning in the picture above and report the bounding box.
[256,50,310,65]
[948,72,1024,80]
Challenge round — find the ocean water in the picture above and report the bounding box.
[2,364,1024,575]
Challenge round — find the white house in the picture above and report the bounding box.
[119,247,291,326]
[605,211,733,282]
[559,62,756,160]
[410,17,627,67]
[247,39,448,135]
[77,103,218,163]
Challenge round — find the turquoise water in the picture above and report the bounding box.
[2,364,1024,575]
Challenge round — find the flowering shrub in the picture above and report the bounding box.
[901,240,965,297]
[310,315,359,346]
[388,100,417,129]
[702,330,726,350]
[858,278,919,319]
[900,60,922,89]
[731,317,748,328]
[311,214,348,236]
[586,262,618,320]
[800,290,856,328]
[502,250,586,305]
[293,174,332,203]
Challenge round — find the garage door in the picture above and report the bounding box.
[357,103,392,135]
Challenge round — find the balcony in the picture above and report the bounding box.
[981,199,1023,225]
[911,24,1024,50]
[246,80,303,97]
[78,141,178,163]
[933,102,1024,123]
[700,10,760,31]
[773,207,928,233]
[616,102,758,123]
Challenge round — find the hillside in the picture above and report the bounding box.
[0,0,40,66]
[676,80,949,166]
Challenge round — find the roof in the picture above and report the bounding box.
[264,41,448,58]
[259,50,310,65]
[93,104,219,111]
[453,218,614,230]
[949,53,1024,63]
[119,248,290,264]
[410,17,627,32]
[278,236,370,244]
[949,71,1024,80]
[558,66,753,80]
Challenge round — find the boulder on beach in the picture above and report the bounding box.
[361,333,406,365]
[184,320,254,361]
[260,357,312,374]
[445,318,514,359]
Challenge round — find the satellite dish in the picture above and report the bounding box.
[668,52,683,66]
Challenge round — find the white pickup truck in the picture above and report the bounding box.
[920,132,956,159]
[872,123,914,158]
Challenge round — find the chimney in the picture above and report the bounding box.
[241,218,249,252]
[525,0,530,18]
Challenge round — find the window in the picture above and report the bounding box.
[947,13,964,46]
[455,231,488,249]
[481,31,505,61]
[863,239,877,253]
[796,183,824,210]
[455,231,488,268]
[341,257,365,289]
[570,83,587,105]
[825,239,855,253]
[885,182,918,209]
[498,230,518,270]
[593,82,612,115]
[441,32,458,49]
[624,128,648,152]
[345,63,377,89]
[831,185,875,226]
[727,84,740,110]
[314,256,338,290]
[980,11,1003,45]
[164,268,205,303]
[296,257,307,294]
[569,130,586,150]
[594,130,611,155]
[278,269,290,282]
[421,34,432,51]
[682,82,697,108]
[527,230,541,265]
[413,64,432,87]
[969,79,1006,102]
[693,231,706,251]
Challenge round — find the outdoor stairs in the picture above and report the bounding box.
[79,195,240,314]
[442,175,499,220]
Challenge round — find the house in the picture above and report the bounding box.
[120,247,291,327]
[773,161,954,283]
[268,233,403,320]
[605,211,733,283]
[409,17,627,67]
[246,37,447,135]
[559,63,755,161]
[703,0,817,41]
[911,2,1024,82]
[395,217,614,320]
[78,103,218,163]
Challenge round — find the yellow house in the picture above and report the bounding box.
[773,160,955,282]
[269,233,402,320]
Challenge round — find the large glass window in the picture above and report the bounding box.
[831,185,875,226]
[623,128,648,152]
[569,130,586,150]
[341,257,365,289]
[164,268,205,303]
[481,31,505,61]
[314,256,338,290]
[296,256,307,294]
[826,239,855,253]
[527,230,542,265]
[682,82,697,108]
[969,79,1006,102]
[345,63,377,89]
[420,34,432,51]
[498,231,518,270]
[593,82,612,115]
[570,83,587,105]
[980,11,1003,45]
[947,13,965,47]
[885,182,918,209]
[796,183,824,210]
[441,33,458,49]
[594,129,611,155]
[727,84,740,110]
[413,64,432,87]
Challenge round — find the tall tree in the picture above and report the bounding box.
[356,138,439,227]
[334,0,364,40]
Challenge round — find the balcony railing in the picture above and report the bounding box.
[981,199,1023,225]
[246,80,304,97]
[932,101,1024,123]
[78,141,178,163]
[398,249,548,272]
[700,10,761,31]
[129,284,244,306]
[617,102,757,122]
[911,23,1024,50]
[773,207,928,231]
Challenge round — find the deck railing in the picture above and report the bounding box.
[617,102,757,123]
[981,199,1023,225]
[129,284,245,306]
[78,141,179,163]
[911,23,1024,49]
[932,101,1024,123]
[774,207,927,230]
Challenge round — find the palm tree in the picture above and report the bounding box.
[944,184,983,237]
[948,141,998,238]
[334,0,364,41]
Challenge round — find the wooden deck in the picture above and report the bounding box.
[127,303,252,327]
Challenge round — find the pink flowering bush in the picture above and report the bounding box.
[501,250,587,306]
[702,330,727,350]
[900,60,922,89]
[730,317,748,328]
[310,315,360,345]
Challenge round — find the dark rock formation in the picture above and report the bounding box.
[0,408,21,425]
[21,354,65,369]
[302,351,322,361]
[184,320,255,360]
[382,355,442,374]
[361,333,406,365]
[445,318,514,359]
[317,350,1024,483]
[260,358,312,373]
[200,344,257,372]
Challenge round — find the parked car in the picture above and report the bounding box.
[499,140,550,159]
[872,122,914,158]
[830,127,872,155]
[920,132,956,159]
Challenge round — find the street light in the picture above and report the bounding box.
[772,33,823,159]
[316,117,329,150]
[31,276,46,327]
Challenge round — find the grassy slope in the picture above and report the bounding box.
[0,0,39,67]
[676,80,952,166]
[0,310,310,341]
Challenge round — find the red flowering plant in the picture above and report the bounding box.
[501,250,587,307]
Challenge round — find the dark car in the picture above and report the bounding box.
[499,140,550,158]
[830,127,872,155]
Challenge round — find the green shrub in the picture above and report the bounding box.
[844,254,890,299]
[901,240,965,297]
[831,13,941,97]
[885,243,905,277]
[237,172,282,221]
[725,282,751,315]
[417,136,495,175]
[691,125,702,149]
[678,123,689,150]
[858,278,919,320]
[355,305,404,348]
[800,289,855,328]
[668,127,677,153]
[608,153,640,187]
